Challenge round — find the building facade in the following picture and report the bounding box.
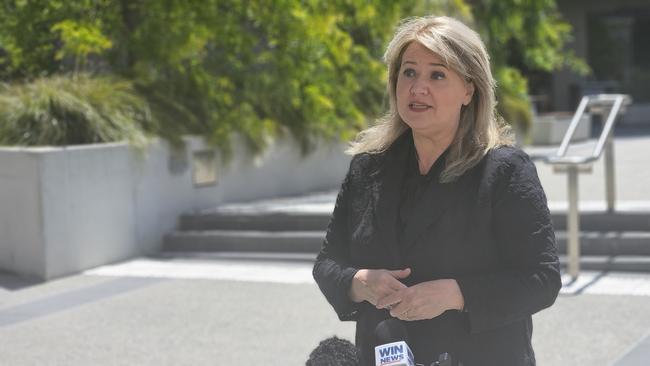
[545,0,650,123]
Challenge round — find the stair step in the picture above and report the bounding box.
[165,231,650,272]
[164,230,324,253]
[166,229,650,257]
[180,210,650,232]
[179,212,330,231]
[551,211,650,231]
[559,255,650,272]
[555,231,650,255]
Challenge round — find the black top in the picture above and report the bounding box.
[313,131,561,366]
[398,142,448,252]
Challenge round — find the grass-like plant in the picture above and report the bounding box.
[0,75,155,147]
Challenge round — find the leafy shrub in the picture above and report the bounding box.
[0,1,585,151]
[496,67,533,133]
[0,75,154,147]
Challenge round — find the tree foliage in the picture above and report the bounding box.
[0,0,583,148]
[51,20,113,75]
[468,0,588,131]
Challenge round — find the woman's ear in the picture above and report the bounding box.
[463,80,475,106]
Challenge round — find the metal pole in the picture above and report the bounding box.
[605,134,616,212]
[567,166,581,279]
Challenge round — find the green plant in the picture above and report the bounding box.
[496,67,533,133]
[0,75,154,147]
[470,0,589,133]
[51,20,113,76]
[0,0,586,151]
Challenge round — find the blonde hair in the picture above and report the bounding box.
[346,15,513,183]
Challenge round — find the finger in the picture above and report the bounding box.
[389,302,409,318]
[376,292,402,309]
[375,295,399,309]
[383,275,408,293]
[393,302,417,321]
[388,268,411,279]
[366,293,378,306]
[389,280,407,292]
[395,311,411,321]
[392,307,412,320]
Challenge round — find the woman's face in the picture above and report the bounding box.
[396,42,474,140]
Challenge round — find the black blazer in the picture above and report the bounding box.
[313,131,561,366]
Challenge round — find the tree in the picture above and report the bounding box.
[0,0,584,148]
[467,0,588,131]
[1,0,414,151]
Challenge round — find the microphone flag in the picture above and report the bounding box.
[374,340,414,366]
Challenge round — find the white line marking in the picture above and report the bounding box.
[561,271,650,296]
[84,255,315,284]
[85,255,650,296]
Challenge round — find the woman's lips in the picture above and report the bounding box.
[408,102,432,112]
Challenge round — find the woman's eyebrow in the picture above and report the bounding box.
[401,60,448,69]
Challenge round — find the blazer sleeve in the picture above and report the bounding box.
[456,149,562,333]
[312,157,362,321]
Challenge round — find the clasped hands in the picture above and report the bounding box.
[348,268,464,321]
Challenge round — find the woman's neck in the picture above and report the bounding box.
[412,130,455,175]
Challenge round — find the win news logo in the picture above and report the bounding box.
[374,341,414,366]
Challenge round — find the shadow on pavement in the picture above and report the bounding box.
[0,270,42,291]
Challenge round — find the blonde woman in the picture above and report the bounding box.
[313,16,560,365]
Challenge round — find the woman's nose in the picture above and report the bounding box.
[409,78,429,95]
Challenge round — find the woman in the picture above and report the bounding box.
[312,16,561,366]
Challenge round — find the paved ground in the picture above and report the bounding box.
[1,254,650,365]
[525,129,650,206]
[1,127,649,365]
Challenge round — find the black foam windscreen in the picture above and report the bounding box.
[374,318,408,346]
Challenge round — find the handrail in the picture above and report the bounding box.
[546,94,631,165]
[556,96,590,157]
[539,93,631,280]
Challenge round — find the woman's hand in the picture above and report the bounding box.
[348,268,411,306]
[376,279,464,321]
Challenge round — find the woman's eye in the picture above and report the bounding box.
[403,68,416,77]
[431,71,445,80]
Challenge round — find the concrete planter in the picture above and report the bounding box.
[622,103,650,125]
[531,112,591,146]
[0,136,349,280]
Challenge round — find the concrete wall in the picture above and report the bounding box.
[530,113,591,146]
[623,104,650,125]
[216,137,351,203]
[0,136,350,280]
[0,150,45,279]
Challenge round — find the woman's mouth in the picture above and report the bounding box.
[408,102,431,111]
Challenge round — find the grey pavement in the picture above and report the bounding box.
[525,130,650,206]
[2,254,650,365]
[1,129,650,365]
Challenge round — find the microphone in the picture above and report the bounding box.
[306,336,360,366]
[374,318,415,366]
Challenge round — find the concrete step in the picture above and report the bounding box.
[555,231,650,256]
[165,231,650,272]
[164,230,324,253]
[178,212,330,231]
[551,211,650,231]
[559,255,650,273]
[165,229,650,257]
[165,230,650,272]
[180,209,650,232]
